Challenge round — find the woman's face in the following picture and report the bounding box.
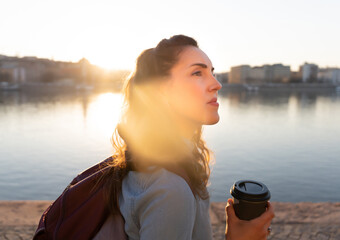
[163,46,222,135]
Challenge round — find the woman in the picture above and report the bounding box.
[96,35,274,240]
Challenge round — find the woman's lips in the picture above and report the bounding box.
[207,97,219,107]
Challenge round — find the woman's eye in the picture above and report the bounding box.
[192,71,202,76]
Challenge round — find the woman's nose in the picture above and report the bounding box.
[209,75,222,91]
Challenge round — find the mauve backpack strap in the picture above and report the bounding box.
[72,157,113,184]
[92,213,128,240]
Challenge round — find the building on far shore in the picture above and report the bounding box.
[0,64,26,84]
[318,68,340,84]
[229,63,290,84]
[247,66,266,83]
[229,65,251,84]
[271,64,291,83]
[290,71,302,83]
[300,62,318,83]
[0,54,130,90]
[0,55,90,85]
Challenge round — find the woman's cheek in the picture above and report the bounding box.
[170,80,205,116]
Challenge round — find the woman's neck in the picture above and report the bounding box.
[175,118,200,141]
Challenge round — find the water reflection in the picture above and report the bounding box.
[209,89,340,202]
[1,89,338,120]
[0,90,123,126]
[0,89,340,201]
[218,90,334,108]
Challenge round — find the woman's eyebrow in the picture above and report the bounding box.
[189,63,214,71]
[190,63,207,68]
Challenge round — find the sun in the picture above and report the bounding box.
[87,92,124,134]
[79,34,142,71]
[89,53,133,71]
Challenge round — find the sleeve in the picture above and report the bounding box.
[135,173,197,240]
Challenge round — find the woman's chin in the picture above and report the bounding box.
[203,114,220,125]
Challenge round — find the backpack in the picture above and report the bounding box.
[33,156,194,240]
[33,156,120,240]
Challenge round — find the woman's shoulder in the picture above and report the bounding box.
[119,168,200,240]
[122,167,194,199]
[119,167,197,227]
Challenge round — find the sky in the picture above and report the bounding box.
[1,0,339,72]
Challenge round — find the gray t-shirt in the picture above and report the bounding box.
[119,167,213,240]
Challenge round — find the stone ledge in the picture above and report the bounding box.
[1,201,339,240]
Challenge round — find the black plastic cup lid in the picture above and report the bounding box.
[230,180,271,202]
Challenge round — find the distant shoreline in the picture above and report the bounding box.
[221,83,340,92]
[1,82,340,94]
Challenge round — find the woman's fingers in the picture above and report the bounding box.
[226,199,275,225]
[249,201,274,238]
[265,201,275,221]
[264,202,274,236]
[225,198,237,237]
[253,201,275,224]
[225,199,237,222]
[225,199,275,240]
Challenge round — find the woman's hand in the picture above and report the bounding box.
[225,198,275,240]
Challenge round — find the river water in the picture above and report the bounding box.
[0,88,339,202]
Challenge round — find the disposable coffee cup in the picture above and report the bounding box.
[230,180,271,220]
